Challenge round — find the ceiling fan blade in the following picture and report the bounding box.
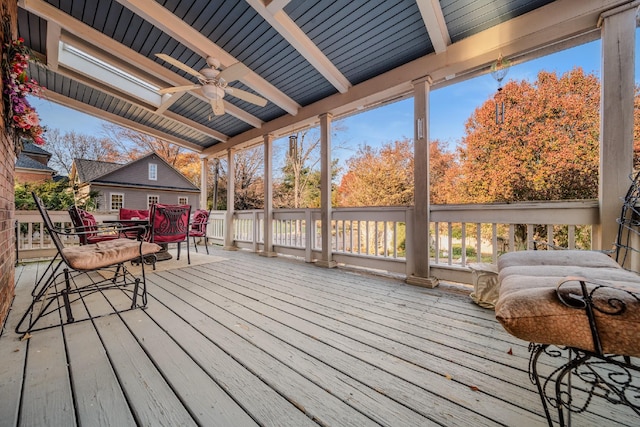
[158,84,201,94]
[155,53,205,79]
[225,87,267,107]
[217,62,249,83]
[211,97,225,116]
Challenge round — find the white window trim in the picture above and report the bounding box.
[178,196,188,205]
[110,192,124,212]
[147,194,160,209]
[149,163,158,181]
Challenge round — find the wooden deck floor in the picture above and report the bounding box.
[1,247,637,426]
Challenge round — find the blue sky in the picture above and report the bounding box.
[335,38,605,156]
[30,32,637,167]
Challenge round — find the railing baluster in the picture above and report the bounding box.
[434,222,440,264]
[349,220,354,253]
[509,224,515,252]
[492,223,498,263]
[568,225,575,250]
[476,224,482,263]
[364,221,369,255]
[393,221,397,258]
[527,224,534,250]
[461,222,467,267]
[447,222,453,265]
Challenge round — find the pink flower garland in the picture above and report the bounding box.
[2,36,46,148]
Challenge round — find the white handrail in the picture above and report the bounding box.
[15,200,600,283]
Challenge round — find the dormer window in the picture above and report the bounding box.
[149,163,157,181]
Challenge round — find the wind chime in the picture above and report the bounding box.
[491,54,511,125]
[289,134,298,159]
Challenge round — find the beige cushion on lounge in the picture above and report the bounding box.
[62,238,161,270]
[495,251,640,358]
[497,250,621,269]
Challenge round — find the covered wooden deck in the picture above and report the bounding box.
[0,247,636,426]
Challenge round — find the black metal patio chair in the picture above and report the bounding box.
[15,193,162,336]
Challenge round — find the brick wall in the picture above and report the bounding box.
[15,170,52,183]
[0,0,18,329]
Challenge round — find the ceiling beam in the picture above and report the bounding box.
[114,0,300,116]
[42,91,208,153]
[264,0,291,14]
[415,0,451,54]
[162,111,229,143]
[247,0,351,93]
[203,0,625,156]
[45,20,60,70]
[155,93,183,114]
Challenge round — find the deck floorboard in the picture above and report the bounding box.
[2,248,638,426]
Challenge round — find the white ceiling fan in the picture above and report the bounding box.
[155,53,267,116]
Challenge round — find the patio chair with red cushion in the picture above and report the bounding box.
[119,208,150,221]
[147,203,191,268]
[118,208,150,239]
[189,209,210,254]
[68,205,120,245]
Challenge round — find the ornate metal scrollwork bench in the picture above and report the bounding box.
[495,250,640,426]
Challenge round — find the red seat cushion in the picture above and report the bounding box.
[78,209,118,244]
[119,208,149,220]
[190,209,209,237]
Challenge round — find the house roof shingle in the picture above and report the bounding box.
[15,153,55,172]
[21,142,51,156]
[73,153,200,192]
[73,158,124,182]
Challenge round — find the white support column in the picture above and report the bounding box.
[261,134,277,257]
[407,76,438,288]
[316,113,337,268]
[224,148,237,250]
[596,4,637,252]
[199,156,208,209]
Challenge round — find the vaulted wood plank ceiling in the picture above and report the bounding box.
[16,0,628,158]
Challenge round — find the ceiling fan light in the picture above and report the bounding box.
[202,84,224,99]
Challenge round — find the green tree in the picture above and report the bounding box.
[15,179,75,210]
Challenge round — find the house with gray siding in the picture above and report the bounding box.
[70,152,200,213]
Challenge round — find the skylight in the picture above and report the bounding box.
[58,42,162,106]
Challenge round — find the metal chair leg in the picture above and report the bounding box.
[62,269,74,324]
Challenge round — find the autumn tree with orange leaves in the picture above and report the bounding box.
[337,138,454,206]
[338,139,413,207]
[454,68,602,203]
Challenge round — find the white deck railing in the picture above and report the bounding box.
[15,200,600,284]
